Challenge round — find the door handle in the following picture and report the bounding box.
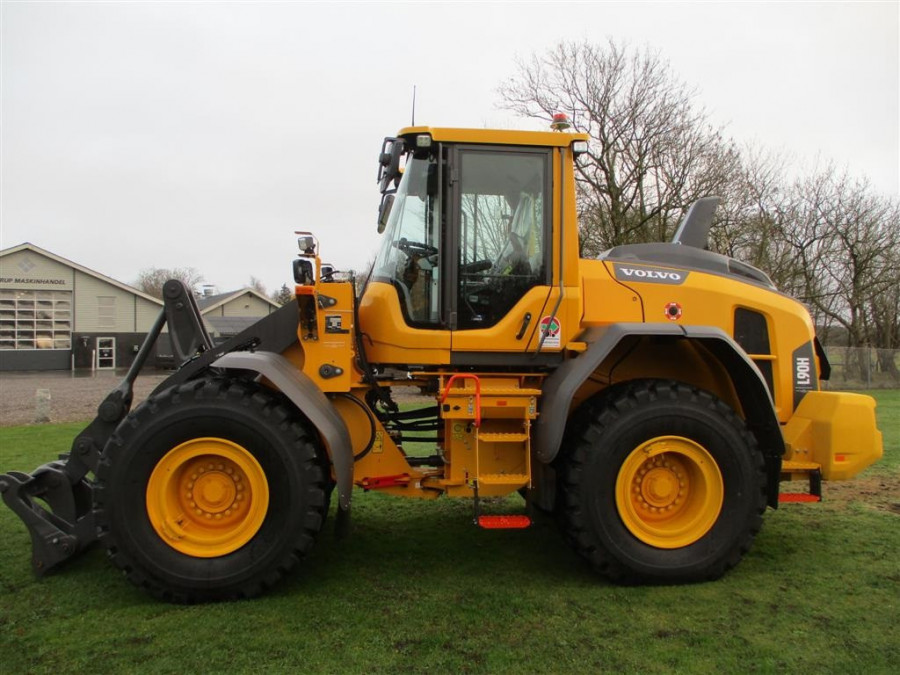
[515,312,532,340]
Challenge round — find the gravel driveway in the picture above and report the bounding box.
[0,369,171,426]
[0,370,427,427]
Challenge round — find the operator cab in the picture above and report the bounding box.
[370,131,550,330]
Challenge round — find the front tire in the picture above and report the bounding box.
[95,378,328,602]
[558,380,766,583]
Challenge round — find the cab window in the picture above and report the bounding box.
[456,150,548,329]
[371,153,442,325]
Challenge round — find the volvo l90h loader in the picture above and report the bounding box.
[1,121,883,602]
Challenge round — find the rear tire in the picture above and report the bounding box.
[558,380,766,583]
[95,378,328,602]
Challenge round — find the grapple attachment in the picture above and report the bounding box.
[1,463,96,576]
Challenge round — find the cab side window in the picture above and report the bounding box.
[456,151,548,329]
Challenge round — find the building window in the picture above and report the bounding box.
[0,290,72,350]
[98,296,116,329]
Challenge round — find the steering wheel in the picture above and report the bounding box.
[393,238,438,257]
[460,259,492,274]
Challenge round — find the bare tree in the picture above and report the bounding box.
[709,146,797,287]
[868,269,900,379]
[134,267,204,298]
[792,170,897,347]
[271,283,294,306]
[499,39,739,253]
[497,38,900,365]
[248,276,267,296]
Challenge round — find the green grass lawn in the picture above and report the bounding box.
[1,393,897,674]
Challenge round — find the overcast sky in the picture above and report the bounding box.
[2,1,897,295]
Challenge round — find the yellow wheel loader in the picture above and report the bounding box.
[1,123,883,602]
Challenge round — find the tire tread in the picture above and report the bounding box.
[94,378,328,603]
[557,379,767,583]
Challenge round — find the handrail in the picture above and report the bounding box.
[440,373,482,428]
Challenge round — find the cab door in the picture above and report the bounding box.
[447,146,560,360]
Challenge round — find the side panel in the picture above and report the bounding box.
[600,258,819,422]
[296,281,357,392]
[357,281,450,365]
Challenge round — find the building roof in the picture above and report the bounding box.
[0,242,163,305]
[203,316,262,337]
[1,243,282,321]
[196,290,236,310]
[196,288,279,315]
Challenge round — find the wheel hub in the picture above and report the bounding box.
[616,436,723,549]
[634,458,687,512]
[185,459,247,519]
[146,438,269,558]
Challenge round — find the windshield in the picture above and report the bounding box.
[371,153,442,325]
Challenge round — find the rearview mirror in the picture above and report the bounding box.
[377,137,405,194]
[377,193,395,233]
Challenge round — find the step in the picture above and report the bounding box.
[778,493,822,503]
[781,460,821,472]
[779,463,822,503]
[443,387,542,397]
[477,473,529,487]
[480,388,543,397]
[477,514,532,529]
[478,432,529,443]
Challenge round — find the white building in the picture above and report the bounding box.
[0,243,283,371]
[1,243,164,371]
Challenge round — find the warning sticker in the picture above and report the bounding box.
[538,316,562,348]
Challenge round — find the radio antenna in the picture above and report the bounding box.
[411,85,416,126]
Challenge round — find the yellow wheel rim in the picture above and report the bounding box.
[615,436,723,549]
[146,437,269,557]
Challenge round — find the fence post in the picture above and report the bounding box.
[867,348,872,388]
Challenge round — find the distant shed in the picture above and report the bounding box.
[197,288,281,341]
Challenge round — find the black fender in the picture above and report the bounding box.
[534,323,783,506]
[212,351,354,519]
